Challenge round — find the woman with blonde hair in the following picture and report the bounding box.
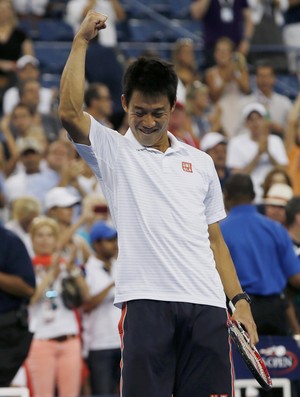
[5,196,41,257]
[26,216,89,397]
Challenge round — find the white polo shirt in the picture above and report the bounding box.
[74,115,227,309]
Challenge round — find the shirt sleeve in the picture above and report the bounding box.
[73,114,122,179]
[85,263,113,296]
[204,156,227,225]
[4,230,36,288]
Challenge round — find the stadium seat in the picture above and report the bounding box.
[120,0,171,17]
[35,42,72,74]
[37,19,74,41]
[128,19,166,42]
[169,0,193,18]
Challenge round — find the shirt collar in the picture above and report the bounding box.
[124,128,186,154]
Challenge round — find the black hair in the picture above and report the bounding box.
[84,83,107,107]
[224,173,256,201]
[255,60,275,74]
[122,57,178,107]
[286,197,300,226]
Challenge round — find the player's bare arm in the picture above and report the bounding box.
[208,222,259,345]
[59,11,107,144]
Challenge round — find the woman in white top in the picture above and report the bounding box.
[26,216,89,397]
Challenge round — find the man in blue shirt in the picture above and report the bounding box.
[0,224,36,386]
[221,173,300,336]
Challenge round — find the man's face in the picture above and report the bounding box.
[46,142,72,172]
[265,204,286,225]
[246,112,266,137]
[122,91,174,151]
[207,143,227,169]
[21,81,40,109]
[18,65,40,81]
[256,67,275,94]
[96,86,113,118]
[20,150,41,174]
[93,237,118,260]
[12,107,32,133]
[50,207,73,228]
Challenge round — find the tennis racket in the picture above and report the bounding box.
[227,318,272,391]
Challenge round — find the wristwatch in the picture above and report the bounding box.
[231,292,251,306]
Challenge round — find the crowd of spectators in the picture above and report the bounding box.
[0,0,300,396]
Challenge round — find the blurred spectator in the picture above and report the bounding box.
[45,187,92,266]
[43,139,83,190]
[263,182,294,225]
[65,0,126,48]
[77,193,110,246]
[172,38,201,88]
[11,0,49,19]
[205,37,250,137]
[44,137,102,199]
[0,144,7,210]
[226,102,289,202]
[4,137,56,206]
[3,55,56,116]
[261,165,293,199]
[0,0,34,110]
[0,224,35,386]
[286,196,300,259]
[77,161,105,196]
[238,60,292,138]
[282,0,300,73]
[5,196,41,257]
[17,79,61,142]
[190,0,254,69]
[247,0,288,72]
[168,101,199,148]
[8,103,35,140]
[84,83,114,128]
[200,132,232,190]
[285,94,300,195]
[85,39,125,129]
[185,81,222,139]
[26,216,88,397]
[82,221,120,396]
[221,173,300,336]
[0,112,19,177]
[284,197,300,394]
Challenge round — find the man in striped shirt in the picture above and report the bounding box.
[59,10,258,397]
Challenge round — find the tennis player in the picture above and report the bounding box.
[59,10,258,397]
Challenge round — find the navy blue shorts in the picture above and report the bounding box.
[118,300,234,397]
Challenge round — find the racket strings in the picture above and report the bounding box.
[231,327,269,382]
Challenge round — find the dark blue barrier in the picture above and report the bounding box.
[232,335,300,380]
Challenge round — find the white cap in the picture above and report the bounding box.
[17,137,43,154]
[264,183,294,206]
[200,132,227,152]
[16,55,40,69]
[242,102,267,121]
[45,187,80,210]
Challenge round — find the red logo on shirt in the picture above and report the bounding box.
[182,162,193,173]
